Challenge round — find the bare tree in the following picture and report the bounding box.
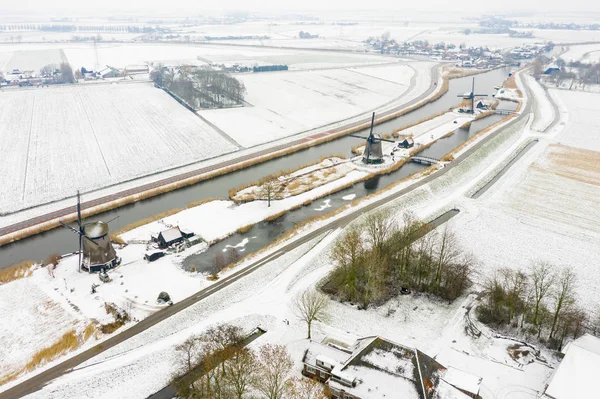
[175,335,202,375]
[253,344,293,399]
[287,377,329,399]
[223,347,256,399]
[549,267,576,339]
[260,179,283,207]
[531,261,555,327]
[293,289,329,339]
[363,209,395,252]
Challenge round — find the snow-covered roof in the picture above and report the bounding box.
[545,334,600,399]
[330,364,419,398]
[303,341,352,367]
[159,227,182,243]
[434,378,472,399]
[441,367,482,395]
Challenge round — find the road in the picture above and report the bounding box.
[0,65,440,242]
[0,73,530,399]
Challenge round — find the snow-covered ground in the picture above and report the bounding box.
[561,43,600,64]
[0,82,237,214]
[524,74,555,132]
[551,89,600,151]
[1,69,539,397]
[0,42,394,75]
[199,63,420,147]
[450,88,600,314]
[121,169,370,244]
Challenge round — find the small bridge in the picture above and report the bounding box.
[411,156,441,165]
[495,109,516,115]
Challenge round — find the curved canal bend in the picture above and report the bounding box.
[0,67,514,269]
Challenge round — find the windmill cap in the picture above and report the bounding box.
[84,222,109,239]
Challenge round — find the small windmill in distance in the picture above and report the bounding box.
[59,191,120,273]
[457,77,488,114]
[349,112,396,164]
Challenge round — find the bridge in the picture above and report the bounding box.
[495,109,516,115]
[411,156,441,165]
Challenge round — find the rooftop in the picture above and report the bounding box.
[545,334,600,399]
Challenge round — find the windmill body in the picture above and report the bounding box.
[457,77,488,114]
[60,192,120,273]
[349,112,395,165]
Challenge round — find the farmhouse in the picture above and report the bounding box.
[301,336,481,399]
[543,334,600,399]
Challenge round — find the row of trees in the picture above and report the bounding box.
[534,56,600,90]
[173,323,327,399]
[151,65,246,109]
[478,262,586,351]
[326,211,474,308]
[39,63,75,83]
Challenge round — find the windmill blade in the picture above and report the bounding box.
[82,235,100,247]
[348,134,369,140]
[105,216,120,225]
[78,234,82,273]
[472,77,475,94]
[76,191,82,232]
[378,138,396,143]
[368,112,375,137]
[474,94,488,97]
[59,220,82,235]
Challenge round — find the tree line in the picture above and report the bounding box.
[151,65,246,109]
[325,211,474,309]
[478,262,588,351]
[173,323,327,399]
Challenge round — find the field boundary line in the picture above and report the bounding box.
[21,93,36,201]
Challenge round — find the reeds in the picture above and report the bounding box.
[0,260,36,284]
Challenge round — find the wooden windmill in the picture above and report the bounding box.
[59,192,120,273]
[457,77,488,114]
[349,112,395,164]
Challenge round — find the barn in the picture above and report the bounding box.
[157,227,184,248]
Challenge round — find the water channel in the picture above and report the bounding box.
[0,66,515,269]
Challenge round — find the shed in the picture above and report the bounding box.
[180,229,195,239]
[144,251,165,262]
[475,99,488,109]
[398,137,414,148]
[157,227,183,248]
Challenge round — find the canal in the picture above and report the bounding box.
[0,67,513,269]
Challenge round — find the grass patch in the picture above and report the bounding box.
[236,224,253,234]
[0,260,36,284]
[351,143,364,155]
[229,154,346,200]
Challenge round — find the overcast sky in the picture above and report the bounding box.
[4,0,600,15]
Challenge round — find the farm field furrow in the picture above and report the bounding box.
[0,83,237,214]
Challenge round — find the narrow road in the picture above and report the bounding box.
[0,65,440,242]
[0,79,530,399]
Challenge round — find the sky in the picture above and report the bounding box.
[3,0,600,14]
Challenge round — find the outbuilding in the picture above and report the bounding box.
[157,227,184,248]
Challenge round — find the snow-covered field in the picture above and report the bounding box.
[4,49,66,72]
[0,82,237,213]
[451,88,600,313]
[561,43,600,64]
[0,277,85,381]
[552,89,600,151]
[199,63,417,147]
[0,42,393,74]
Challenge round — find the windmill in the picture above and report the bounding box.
[349,112,395,164]
[59,192,119,273]
[457,77,488,114]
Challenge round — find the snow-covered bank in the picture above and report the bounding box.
[524,74,555,132]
